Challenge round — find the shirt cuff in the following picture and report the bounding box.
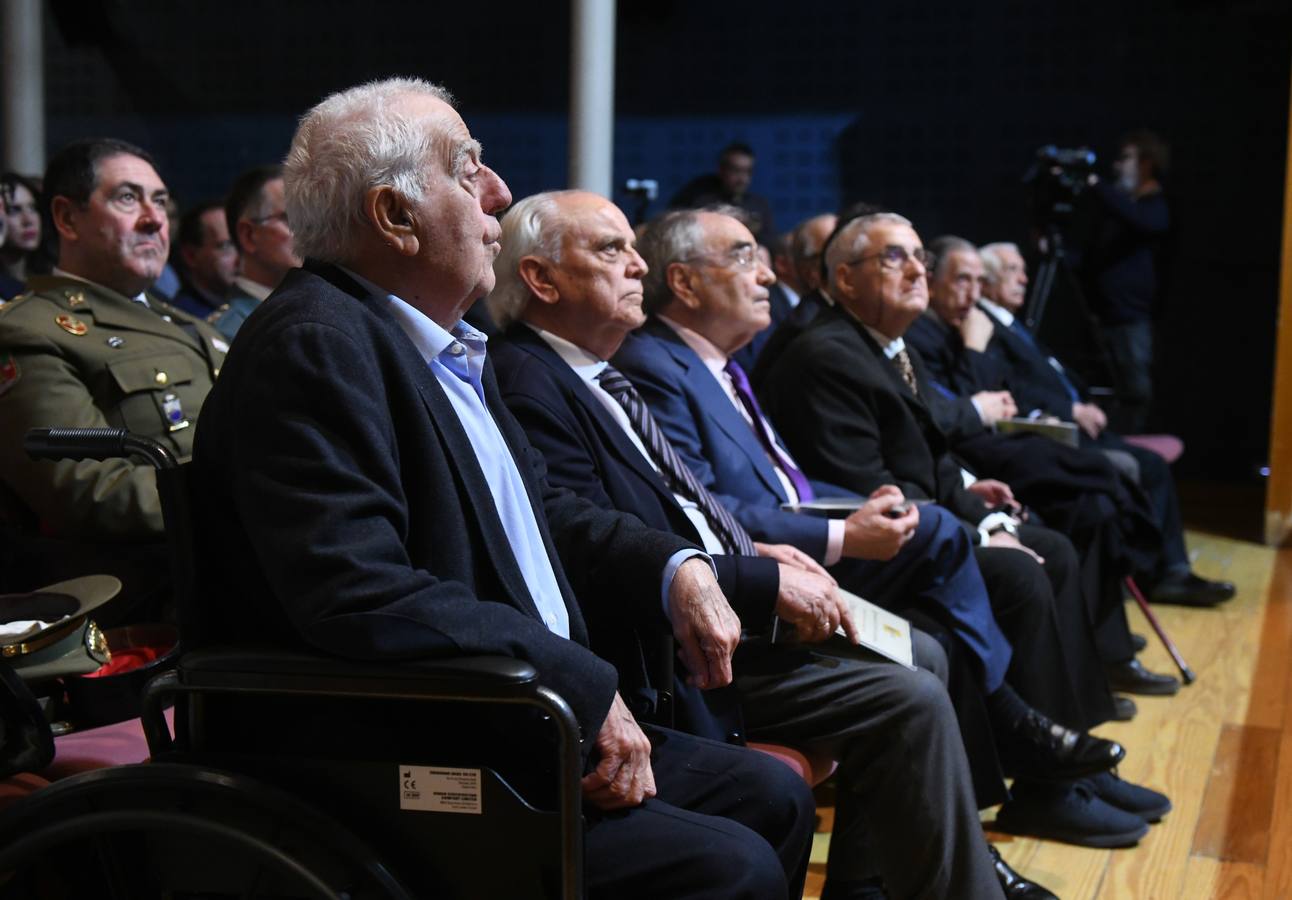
[970,395,986,425]
[823,519,845,567]
[976,510,1017,546]
[661,549,716,618]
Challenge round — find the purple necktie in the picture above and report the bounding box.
[723,359,815,503]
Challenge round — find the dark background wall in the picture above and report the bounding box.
[14,0,1292,481]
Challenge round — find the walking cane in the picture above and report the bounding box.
[1124,576,1197,685]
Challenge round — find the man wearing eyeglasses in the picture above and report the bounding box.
[209,164,302,339]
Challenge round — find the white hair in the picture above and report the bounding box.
[824,212,913,293]
[486,191,572,329]
[979,241,1021,285]
[283,76,455,264]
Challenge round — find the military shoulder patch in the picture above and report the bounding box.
[0,352,20,397]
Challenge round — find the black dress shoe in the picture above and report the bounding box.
[988,844,1058,899]
[1131,632,1148,653]
[997,710,1125,780]
[1105,658,1180,696]
[1149,571,1236,607]
[1113,694,1138,721]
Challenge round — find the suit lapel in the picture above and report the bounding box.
[511,328,679,509]
[644,319,788,501]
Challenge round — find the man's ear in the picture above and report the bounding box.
[235,218,258,256]
[365,185,419,256]
[664,261,701,310]
[49,196,80,243]
[517,256,560,305]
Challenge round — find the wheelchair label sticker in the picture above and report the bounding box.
[399,765,482,814]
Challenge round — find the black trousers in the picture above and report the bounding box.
[584,725,814,900]
[976,524,1116,731]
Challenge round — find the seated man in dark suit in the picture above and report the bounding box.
[908,237,1181,696]
[975,241,1234,609]
[188,77,816,900]
[170,200,238,319]
[750,212,836,388]
[759,211,1173,845]
[487,189,1031,899]
[207,165,301,339]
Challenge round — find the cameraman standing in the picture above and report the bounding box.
[1077,130,1172,433]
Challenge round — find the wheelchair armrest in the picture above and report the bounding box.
[179,647,538,692]
[140,648,577,759]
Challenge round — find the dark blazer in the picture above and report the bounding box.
[905,313,1009,401]
[977,302,1085,419]
[750,289,828,391]
[612,317,854,561]
[190,263,694,740]
[491,324,780,740]
[760,305,991,527]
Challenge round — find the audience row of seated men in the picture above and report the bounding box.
[0,77,1223,898]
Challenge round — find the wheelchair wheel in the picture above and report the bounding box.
[0,763,415,900]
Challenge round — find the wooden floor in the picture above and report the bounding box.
[803,530,1292,899]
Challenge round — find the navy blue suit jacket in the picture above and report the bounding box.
[977,302,1086,419]
[191,263,694,741]
[612,317,854,562]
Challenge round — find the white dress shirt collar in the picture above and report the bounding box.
[978,298,1015,327]
[234,275,274,303]
[862,323,906,360]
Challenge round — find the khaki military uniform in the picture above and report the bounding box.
[0,275,227,539]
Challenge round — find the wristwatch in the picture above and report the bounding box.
[986,520,1019,538]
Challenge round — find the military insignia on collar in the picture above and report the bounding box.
[65,290,86,307]
[0,353,19,397]
[56,314,88,336]
[211,337,230,353]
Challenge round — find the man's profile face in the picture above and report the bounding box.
[985,246,1028,312]
[547,193,647,341]
[841,222,929,335]
[68,153,170,291]
[243,177,302,279]
[928,249,984,328]
[718,151,755,197]
[685,212,774,352]
[794,214,836,291]
[185,207,238,292]
[404,93,513,312]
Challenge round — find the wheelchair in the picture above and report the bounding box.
[0,427,585,899]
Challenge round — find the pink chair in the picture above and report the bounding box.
[1123,434,1184,465]
[748,741,838,787]
[41,711,168,779]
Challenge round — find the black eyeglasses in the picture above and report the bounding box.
[845,245,933,271]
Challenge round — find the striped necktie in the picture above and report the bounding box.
[597,365,759,556]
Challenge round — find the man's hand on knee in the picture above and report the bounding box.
[582,691,657,810]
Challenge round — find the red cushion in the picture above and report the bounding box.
[748,741,838,787]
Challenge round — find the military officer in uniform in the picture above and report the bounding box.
[0,139,226,618]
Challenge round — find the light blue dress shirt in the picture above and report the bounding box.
[342,269,570,637]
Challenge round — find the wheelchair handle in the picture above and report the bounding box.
[25,427,179,471]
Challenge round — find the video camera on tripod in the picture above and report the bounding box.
[1023,145,1098,231]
